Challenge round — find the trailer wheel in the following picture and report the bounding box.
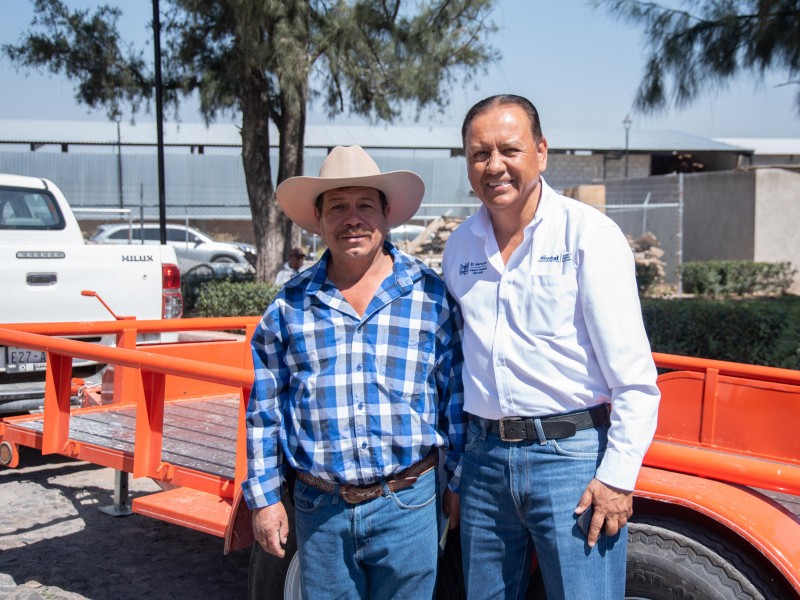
[626,520,770,600]
[248,499,299,600]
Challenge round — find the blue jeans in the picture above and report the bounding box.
[460,418,626,600]
[294,468,438,600]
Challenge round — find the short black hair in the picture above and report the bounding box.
[461,94,543,145]
[315,188,388,214]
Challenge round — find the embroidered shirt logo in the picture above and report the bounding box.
[538,253,572,264]
[458,261,488,276]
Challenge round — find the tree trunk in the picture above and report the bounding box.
[277,79,309,253]
[240,67,290,283]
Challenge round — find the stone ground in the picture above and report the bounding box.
[0,447,250,600]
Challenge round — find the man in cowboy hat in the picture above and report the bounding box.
[242,145,465,599]
[274,246,307,286]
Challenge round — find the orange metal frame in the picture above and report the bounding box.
[0,323,798,588]
[0,318,259,547]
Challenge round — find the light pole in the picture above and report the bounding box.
[152,0,167,245]
[623,115,632,178]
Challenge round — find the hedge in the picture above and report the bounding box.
[181,263,257,312]
[680,260,795,297]
[189,276,800,369]
[641,297,799,368]
[193,280,279,318]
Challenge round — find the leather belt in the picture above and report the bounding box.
[294,451,438,505]
[484,404,611,442]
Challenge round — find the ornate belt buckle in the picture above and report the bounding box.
[340,484,380,504]
[498,417,525,442]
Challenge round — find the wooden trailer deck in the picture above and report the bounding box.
[5,395,240,480]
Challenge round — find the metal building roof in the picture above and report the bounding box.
[714,137,800,155]
[0,118,751,153]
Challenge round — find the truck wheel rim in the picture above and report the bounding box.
[284,552,302,599]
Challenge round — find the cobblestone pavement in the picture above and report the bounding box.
[0,447,250,600]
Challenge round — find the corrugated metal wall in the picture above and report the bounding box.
[0,150,641,223]
[0,151,481,221]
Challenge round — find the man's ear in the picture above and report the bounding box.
[537,136,549,172]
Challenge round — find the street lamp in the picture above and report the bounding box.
[623,115,632,178]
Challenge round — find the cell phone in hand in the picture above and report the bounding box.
[577,505,594,538]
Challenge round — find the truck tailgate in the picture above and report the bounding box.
[0,244,172,322]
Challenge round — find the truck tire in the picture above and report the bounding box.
[626,519,775,600]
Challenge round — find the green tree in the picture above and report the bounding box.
[595,0,800,116]
[4,0,496,280]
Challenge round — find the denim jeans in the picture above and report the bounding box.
[460,417,626,600]
[294,467,438,600]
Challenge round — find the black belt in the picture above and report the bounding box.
[482,404,610,442]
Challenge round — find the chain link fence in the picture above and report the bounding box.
[601,174,684,291]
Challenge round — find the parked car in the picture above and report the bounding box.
[91,223,257,271]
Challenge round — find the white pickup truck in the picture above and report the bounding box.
[0,173,183,413]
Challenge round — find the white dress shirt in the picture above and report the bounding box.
[274,262,299,287]
[442,178,660,491]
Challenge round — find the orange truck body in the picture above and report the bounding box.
[0,318,798,595]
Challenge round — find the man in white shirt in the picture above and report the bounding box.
[274,247,306,286]
[442,94,660,599]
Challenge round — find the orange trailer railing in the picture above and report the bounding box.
[0,318,260,549]
[645,352,800,496]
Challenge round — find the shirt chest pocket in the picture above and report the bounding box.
[290,332,343,375]
[376,330,435,401]
[517,273,578,338]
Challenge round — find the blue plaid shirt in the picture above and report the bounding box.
[242,243,465,509]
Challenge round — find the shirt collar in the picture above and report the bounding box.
[304,241,420,298]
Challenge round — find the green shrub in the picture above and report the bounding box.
[635,260,663,297]
[680,260,795,297]
[628,232,666,297]
[181,263,256,312]
[193,280,279,317]
[642,297,795,367]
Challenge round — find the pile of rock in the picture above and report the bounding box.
[628,231,666,296]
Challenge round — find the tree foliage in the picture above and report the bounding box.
[594,0,800,116]
[4,0,497,280]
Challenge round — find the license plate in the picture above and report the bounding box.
[5,346,47,373]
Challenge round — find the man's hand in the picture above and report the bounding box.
[574,478,633,548]
[443,488,460,529]
[252,502,290,557]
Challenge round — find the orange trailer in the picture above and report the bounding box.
[0,318,798,599]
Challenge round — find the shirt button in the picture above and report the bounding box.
[358,403,364,410]
[361,442,367,449]
[356,364,362,371]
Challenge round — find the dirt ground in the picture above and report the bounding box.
[0,447,251,600]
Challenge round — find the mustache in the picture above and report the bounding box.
[336,228,374,238]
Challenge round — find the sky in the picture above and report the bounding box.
[2,0,800,141]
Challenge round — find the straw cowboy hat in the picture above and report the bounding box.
[276,145,425,234]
